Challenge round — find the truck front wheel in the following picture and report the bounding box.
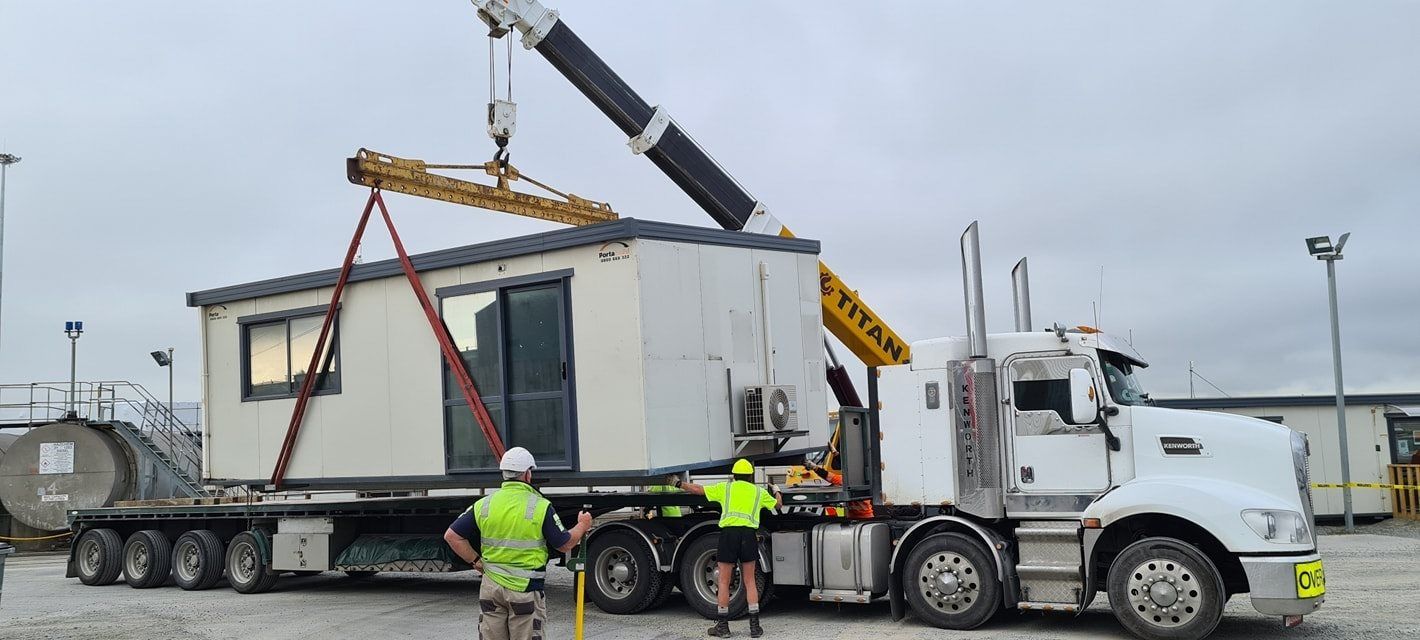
[1106,537,1225,640]
[902,532,1000,630]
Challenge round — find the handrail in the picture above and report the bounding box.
[0,380,202,479]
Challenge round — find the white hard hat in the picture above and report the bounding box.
[499,447,537,473]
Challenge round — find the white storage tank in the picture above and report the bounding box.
[188,218,830,489]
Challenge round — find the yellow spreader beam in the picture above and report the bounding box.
[346,148,617,227]
[347,147,908,368]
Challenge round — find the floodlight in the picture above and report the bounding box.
[1334,232,1350,255]
[1305,236,1333,256]
[151,350,171,367]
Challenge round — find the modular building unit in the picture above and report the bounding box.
[186,219,829,488]
[1158,393,1420,518]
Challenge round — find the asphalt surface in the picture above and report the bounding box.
[0,529,1413,640]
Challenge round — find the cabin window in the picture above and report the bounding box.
[438,271,575,472]
[239,306,340,401]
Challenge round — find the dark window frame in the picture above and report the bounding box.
[238,304,342,402]
[436,270,577,473]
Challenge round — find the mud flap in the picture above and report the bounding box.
[889,576,906,621]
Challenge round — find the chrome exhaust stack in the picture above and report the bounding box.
[960,221,988,359]
[1011,257,1032,332]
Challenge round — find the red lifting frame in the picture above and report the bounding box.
[270,189,506,489]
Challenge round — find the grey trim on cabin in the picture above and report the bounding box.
[236,304,338,325]
[187,218,821,307]
[1155,393,1420,410]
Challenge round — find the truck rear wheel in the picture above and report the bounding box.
[587,530,666,614]
[903,532,1000,630]
[226,531,278,594]
[1106,537,1224,640]
[172,530,225,591]
[75,528,123,586]
[677,533,769,620]
[123,530,173,589]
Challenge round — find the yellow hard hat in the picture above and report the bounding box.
[732,459,754,474]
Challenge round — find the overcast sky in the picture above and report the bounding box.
[1,1,1416,404]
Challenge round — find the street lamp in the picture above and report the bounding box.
[0,153,20,357]
[151,348,174,430]
[1306,232,1353,533]
[64,320,84,418]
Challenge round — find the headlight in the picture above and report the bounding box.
[1241,509,1312,544]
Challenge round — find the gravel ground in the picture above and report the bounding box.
[1,527,1415,640]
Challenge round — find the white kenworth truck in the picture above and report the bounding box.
[582,223,1324,640]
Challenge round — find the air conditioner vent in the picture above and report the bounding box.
[745,385,797,433]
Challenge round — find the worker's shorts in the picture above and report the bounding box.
[478,578,547,640]
[717,526,758,564]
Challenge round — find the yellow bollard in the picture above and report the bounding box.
[574,567,587,640]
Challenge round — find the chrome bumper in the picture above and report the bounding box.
[1241,553,1325,616]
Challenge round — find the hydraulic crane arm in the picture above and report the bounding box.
[472,0,910,367]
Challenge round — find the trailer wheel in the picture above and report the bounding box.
[677,533,769,620]
[586,530,665,614]
[123,530,173,589]
[1106,537,1225,640]
[226,531,278,594]
[75,528,123,586]
[172,530,225,591]
[903,532,1000,630]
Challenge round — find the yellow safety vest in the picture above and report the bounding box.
[712,480,770,528]
[471,481,552,591]
[648,484,683,518]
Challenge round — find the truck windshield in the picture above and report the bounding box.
[1101,351,1150,406]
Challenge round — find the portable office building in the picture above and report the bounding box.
[186,219,829,489]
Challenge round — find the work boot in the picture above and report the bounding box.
[707,617,731,637]
[749,614,763,638]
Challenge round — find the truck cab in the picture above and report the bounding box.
[875,326,1323,638]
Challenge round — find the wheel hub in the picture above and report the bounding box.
[935,571,961,595]
[917,551,978,612]
[1148,581,1179,607]
[1126,558,1202,628]
[610,561,631,583]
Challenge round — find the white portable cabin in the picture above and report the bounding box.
[187,219,829,489]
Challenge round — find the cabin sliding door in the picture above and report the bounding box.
[441,277,572,473]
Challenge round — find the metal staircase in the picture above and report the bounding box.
[1014,520,1085,612]
[0,380,211,499]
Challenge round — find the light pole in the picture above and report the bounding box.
[0,153,20,356]
[151,348,174,430]
[1306,233,1353,532]
[64,321,84,418]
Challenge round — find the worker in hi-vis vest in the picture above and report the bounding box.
[444,447,593,640]
[672,459,783,638]
[647,484,683,518]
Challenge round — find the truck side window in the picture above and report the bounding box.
[1009,356,1097,435]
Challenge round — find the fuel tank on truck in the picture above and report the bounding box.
[0,422,135,531]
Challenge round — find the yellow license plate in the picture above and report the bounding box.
[1295,560,1325,598]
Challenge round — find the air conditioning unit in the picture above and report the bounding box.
[745,385,798,433]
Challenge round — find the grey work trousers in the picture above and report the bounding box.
[478,578,547,640]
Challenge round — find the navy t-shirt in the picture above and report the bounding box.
[449,504,571,591]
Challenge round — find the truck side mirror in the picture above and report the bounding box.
[1068,368,1098,424]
